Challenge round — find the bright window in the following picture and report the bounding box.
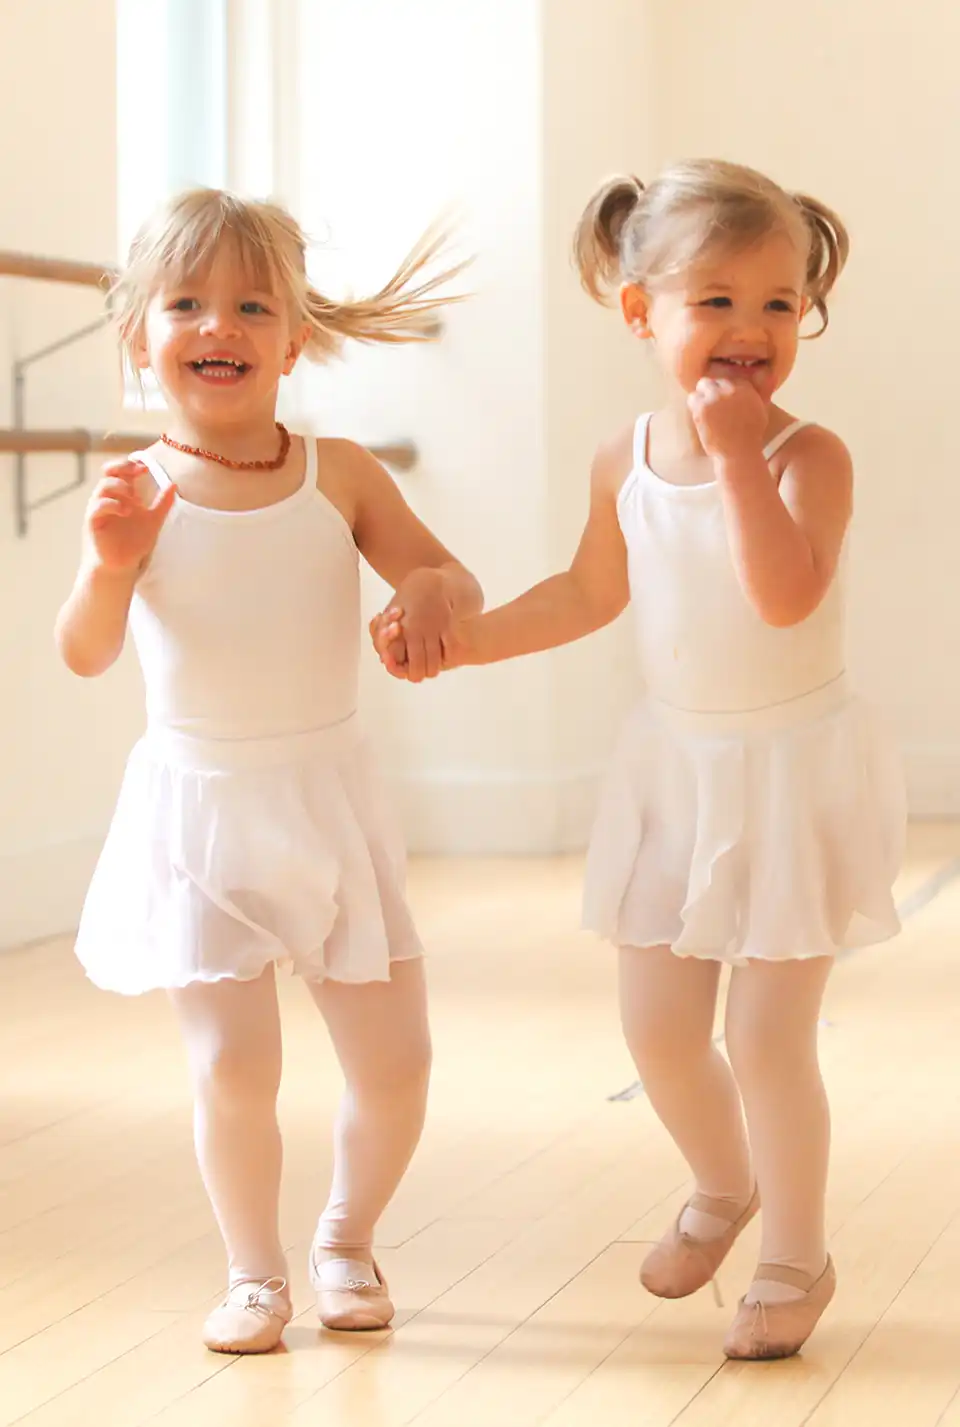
[116,0,228,404]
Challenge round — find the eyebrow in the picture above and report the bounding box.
[699,282,800,297]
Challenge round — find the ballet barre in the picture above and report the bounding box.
[0,428,419,536]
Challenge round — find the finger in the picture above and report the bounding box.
[97,476,141,502]
[749,365,777,402]
[90,498,133,524]
[405,636,427,684]
[99,458,146,484]
[383,641,409,678]
[422,637,442,680]
[379,636,408,678]
[372,617,402,659]
[374,625,397,660]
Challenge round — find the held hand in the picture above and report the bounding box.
[370,606,474,676]
[85,459,177,573]
[369,607,409,680]
[688,377,770,463]
[372,568,459,683]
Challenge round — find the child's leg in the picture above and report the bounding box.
[724,955,833,1304]
[308,956,431,1263]
[620,946,753,1227]
[169,967,286,1287]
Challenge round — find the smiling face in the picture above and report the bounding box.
[622,227,809,403]
[133,240,310,433]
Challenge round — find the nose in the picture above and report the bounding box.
[731,307,773,345]
[728,319,766,345]
[199,307,242,339]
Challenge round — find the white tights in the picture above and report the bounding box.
[620,946,832,1294]
[170,957,431,1288]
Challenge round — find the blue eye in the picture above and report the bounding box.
[700,297,732,308]
[169,297,198,312]
[768,299,795,313]
[240,301,271,315]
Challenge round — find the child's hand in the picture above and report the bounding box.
[371,569,460,683]
[369,606,409,679]
[370,603,475,677]
[85,459,177,573]
[688,377,769,462]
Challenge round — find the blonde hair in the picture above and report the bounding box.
[573,159,848,336]
[112,187,466,364]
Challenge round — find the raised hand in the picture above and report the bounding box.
[688,376,770,463]
[85,459,177,573]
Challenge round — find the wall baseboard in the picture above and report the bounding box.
[901,746,960,818]
[0,835,101,951]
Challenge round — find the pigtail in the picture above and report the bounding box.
[573,175,645,304]
[303,221,470,360]
[793,193,850,337]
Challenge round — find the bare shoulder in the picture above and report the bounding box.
[777,423,852,479]
[591,423,635,500]
[313,437,386,530]
[777,424,853,531]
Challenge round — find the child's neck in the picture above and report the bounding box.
[659,401,706,459]
[163,412,284,465]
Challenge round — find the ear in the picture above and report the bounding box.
[620,283,653,340]
[283,322,312,376]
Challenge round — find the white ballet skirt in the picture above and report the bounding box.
[74,438,422,995]
[581,416,906,964]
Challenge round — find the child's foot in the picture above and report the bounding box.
[202,1276,292,1354]
[723,1257,836,1360]
[310,1248,394,1331]
[640,1186,759,1300]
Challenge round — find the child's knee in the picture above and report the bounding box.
[622,1006,710,1079]
[726,1017,818,1085]
[193,1038,281,1108]
[355,1031,432,1105]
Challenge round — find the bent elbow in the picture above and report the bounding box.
[756,586,824,629]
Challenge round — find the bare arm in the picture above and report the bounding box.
[716,427,852,628]
[347,443,482,616]
[55,562,139,677]
[326,440,482,682]
[456,428,632,665]
[54,460,176,677]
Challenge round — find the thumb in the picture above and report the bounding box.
[750,367,777,404]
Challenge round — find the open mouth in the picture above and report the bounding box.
[189,357,251,381]
[711,356,769,373]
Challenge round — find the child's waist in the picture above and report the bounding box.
[646,673,852,736]
[140,714,361,771]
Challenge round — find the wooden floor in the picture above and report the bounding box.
[3,826,960,1425]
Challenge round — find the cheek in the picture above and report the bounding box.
[671,315,713,363]
[145,319,182,368]
[775,325,801,364]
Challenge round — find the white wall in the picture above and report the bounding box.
[293,0,651,853]
[645,0,960,811]
[2,0,957,945]
[0,0,152,947]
